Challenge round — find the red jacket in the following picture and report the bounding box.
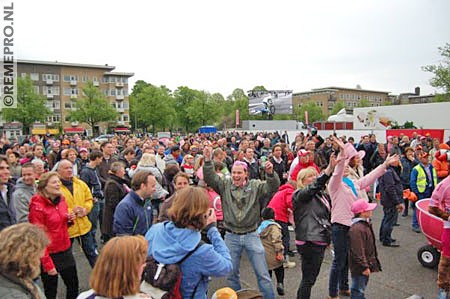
[28,193,72,272]
[268,184,295,223]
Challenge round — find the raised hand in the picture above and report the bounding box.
[203,146,213,161]
[264,161,274,174]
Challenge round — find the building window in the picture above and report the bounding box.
[30,73,39,81]
[42,74,59,81]
[123,102,129,109]
[110,89,116,96]
[92,76,98,82]
[63,75,78,82]
[82,75,88,82]
[34,86,39,94]
[123,114,129,122]
[109,77,116,83]
[116,89,122,95]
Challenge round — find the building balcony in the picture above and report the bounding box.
[46,79,53,85]
[116,94,124,100]
[116,107,125,113]
[117,121,125,125]
[70,80,77,86]
[70,94,78,99]
[116,82,124,88]
[47,94,53,99]
[93,81,99,87]
[71,121,79,126]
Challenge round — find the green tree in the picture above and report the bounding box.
[423,43,450,102]
[131,83,175,134]
[185,90,222,129]
[356,98,370,107]
[295,101,324,124]
[251,86,267,92]
[330,100,346,115]
[68,81,118,136]
[2,76,51,134]
[226,88,249,127]
[173,86,200,133]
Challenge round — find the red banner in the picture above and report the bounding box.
[386,129,444,143]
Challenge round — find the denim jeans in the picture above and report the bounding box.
[329,223,350,297]
[296,242,326,299]
[88,200,104,241]
[411,202,420,229]
[350,275,369,299]
[379,206,398,244]
[71,232,98,268]
[225,231,275,299]
[439,288,449,299]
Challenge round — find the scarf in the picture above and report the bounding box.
[257,219,276,234]
[342,177,357,197]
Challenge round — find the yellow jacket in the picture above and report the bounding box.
[60,177,93,238]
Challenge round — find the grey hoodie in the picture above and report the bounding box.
[12,178,36,223]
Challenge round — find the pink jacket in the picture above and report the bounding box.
[208,189,223,221]
[267,184,295,223]
[327,143,387,227]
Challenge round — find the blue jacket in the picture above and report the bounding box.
[379,166,403,208]
[113,191,152,236]
[400,157,418,189]
[145,222,232,299]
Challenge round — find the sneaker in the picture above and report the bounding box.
[412,227,421,233]
[277,283,285,296]
[283,260,296,268]
[288,225,294,232]
[287,250,297,257]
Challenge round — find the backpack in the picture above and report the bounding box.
[141,240,204,299]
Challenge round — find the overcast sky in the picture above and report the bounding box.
[17,0,450,97]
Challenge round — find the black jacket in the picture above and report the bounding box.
[102,174,128,236]
[378,166,403,208]
[292,173,332,244]
[0,183,16,231]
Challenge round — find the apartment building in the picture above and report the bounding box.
[15,59,133,136]
[292,86,390,116]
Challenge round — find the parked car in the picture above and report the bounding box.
[92,134,114,143]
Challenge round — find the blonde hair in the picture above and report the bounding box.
[0,223,49,279]
[296,167,319,189]
[90,235,148,297]
[138,153,156,167]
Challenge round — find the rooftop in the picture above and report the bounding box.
[18,59,116,70]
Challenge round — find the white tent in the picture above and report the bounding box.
[327,108,354,122]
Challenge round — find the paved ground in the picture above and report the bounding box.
[58,205,439,299]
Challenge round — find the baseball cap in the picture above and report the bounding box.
[297,149,310,157]
[62,139,70,145]
[351,199,377,215]
[79,147,88,153]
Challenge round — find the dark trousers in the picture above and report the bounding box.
[297,242,327,299]
[269,265,284,284]
[41,265,79,299]
[71,232,98,268]
[329,223,350,297]
[276,220,290,256]
[380,206,398,244]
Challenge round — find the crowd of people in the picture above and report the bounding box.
[0,129,448,299]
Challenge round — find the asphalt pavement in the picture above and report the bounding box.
[60,205,439,299]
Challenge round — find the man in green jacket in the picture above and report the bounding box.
[203,146,280,299]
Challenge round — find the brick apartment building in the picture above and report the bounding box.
[292,86,390,116]
[6,59,134,137]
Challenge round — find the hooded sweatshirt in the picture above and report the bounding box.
[145,222,232,299]
[267,183,295,223]
[12,178,36,223]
